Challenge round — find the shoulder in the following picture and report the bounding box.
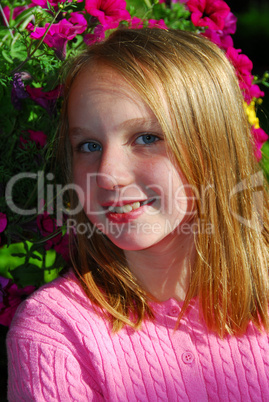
[7,271,108,351]
[7,272,107,401]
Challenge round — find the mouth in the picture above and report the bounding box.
[106,198,155,214]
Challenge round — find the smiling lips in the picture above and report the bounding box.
[104,198,155,223]
[108,199,154,214]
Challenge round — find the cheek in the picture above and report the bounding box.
[157,165,194,217]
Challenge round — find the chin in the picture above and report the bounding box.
[108,233,166,252]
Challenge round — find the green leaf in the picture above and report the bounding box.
[0,241,63,287]
[2,50,13,64]
[12,8,39,27]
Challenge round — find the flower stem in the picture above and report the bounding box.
[143,0,152,9]
[0,3,14,39]
[10,8,62,75]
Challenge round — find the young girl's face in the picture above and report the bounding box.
[68,64,195,251]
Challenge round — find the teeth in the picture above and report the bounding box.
[107,199,154,214]
[132,202,140,210]
[115,204,132,213]
[109,201,141,214]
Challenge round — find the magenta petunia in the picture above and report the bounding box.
[2,4,35,25]
[37,213,69,261]
[0,281,36,326]
[84,25,106,46]
[26,85,62,114]
[226,47,253,77]
[225,47,255,102]
[129,16,144,29]
[27,13,87,58]
[202,29,222,47]
[224,46,265,103]
[187,0,230,31]
[202,27,233,50]
[251,127,269,161]
[30,0,47,6]
[28,130,47,147]
[0,213,7,233]
[85,0,130,29]
[148,19,168,29]
[203,11,236,50]
[37,212,62,247]
[248,84,265,100]
[222,11,237,35]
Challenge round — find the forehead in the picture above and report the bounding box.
[67,63,163,134]
[69,64,139,102]
[68,64,158,115]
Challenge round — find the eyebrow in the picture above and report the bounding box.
[69,117,162,138]
[118,117,162,131]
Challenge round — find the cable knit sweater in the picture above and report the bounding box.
[7,272,269,401]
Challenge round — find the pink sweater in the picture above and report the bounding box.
[7,272,269,401]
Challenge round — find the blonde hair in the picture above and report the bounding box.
[58,28,269,336]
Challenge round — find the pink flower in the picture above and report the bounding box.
[28,12,87,58]
[37,212,62,248]
[187,0,230,31]
[26,85,62,114]
[28,22,67,58]
[83,24,106,46]
[0,280,35,327]
[225,47,264,103]
[226,47,255,102]
[222,11,237,35]
[203,12,236,50]
[37,213,69,261]
[148,19,168,29]
[54,234,69,262]
[85,0,130,29]
[0,213,7,233]
[0,213,7,245]
[248,84,264,100]
[226,47,253,78]
[129,17,144,29]
[251,127,269,161]
[28,130,47,147]
[202,29,222,47]
[20,130,47,148]
[68,12,88,35]
[2,4,35,25]
[202,27,233,49]
[30,0,47,6]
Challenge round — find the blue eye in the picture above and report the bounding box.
[80,142,102,152]
[135,134,159,145]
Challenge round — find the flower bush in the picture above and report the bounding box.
[0,0,268,326]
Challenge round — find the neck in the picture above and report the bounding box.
[124,231,196,302]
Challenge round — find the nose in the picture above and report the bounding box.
[96,147,134,190]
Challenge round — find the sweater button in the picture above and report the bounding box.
[182,352,194,365]
[168,306,180,316]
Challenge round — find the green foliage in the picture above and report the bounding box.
[0,241,63,287]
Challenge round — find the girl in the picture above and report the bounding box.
[7,28,269,401]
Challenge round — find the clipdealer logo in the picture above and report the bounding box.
[5,170,265,232]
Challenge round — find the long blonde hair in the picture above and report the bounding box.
[58,28,269,336]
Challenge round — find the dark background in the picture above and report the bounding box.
[226,0,269,133]
[1,1,269,401]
